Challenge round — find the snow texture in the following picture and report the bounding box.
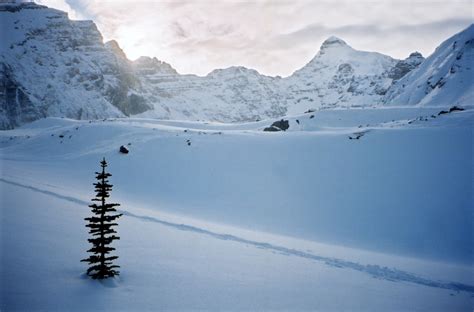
[1,106,473,310]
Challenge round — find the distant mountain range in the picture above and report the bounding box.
[1,2,473,129]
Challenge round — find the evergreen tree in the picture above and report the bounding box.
[81,158,122,279]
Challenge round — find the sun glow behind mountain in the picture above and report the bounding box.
[23,0,474,77]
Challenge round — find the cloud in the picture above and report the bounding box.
[33,0,474,77]
[275,17,473,51]
[34,0,83,19]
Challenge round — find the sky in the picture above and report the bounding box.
[32,0,473,77]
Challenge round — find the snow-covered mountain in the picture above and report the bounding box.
[135,36,425,121]
[384,24,474,107]
[136,64,286,122]
[282,37,409,114]
[1,2,472,129]
[0,2,149,129]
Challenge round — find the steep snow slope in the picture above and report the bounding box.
[1,107,473,310]
[384,24,474,107]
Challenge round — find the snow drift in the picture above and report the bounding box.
[1,106,473,310]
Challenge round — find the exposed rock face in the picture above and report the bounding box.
[0,63,43,129]
[0,2,145,128]
[133,56,178,76]
[388,52,425,81]
[103,41,151,116]
[1,2,471,129]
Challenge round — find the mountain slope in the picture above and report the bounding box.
[384,24,474,107]
[135,37,420,121]
[283,37,401,114]
[0,2,149,129]
[135,65,286,122]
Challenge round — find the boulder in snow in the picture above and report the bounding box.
[119,145,129,154]
[263,126,282,132]
[449,106,464,113]
[271,119,290,131]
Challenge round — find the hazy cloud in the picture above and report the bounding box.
[32,0,473,76]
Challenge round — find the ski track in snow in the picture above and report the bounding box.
[1,176,473,295]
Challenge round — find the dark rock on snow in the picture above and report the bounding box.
[438,106,464,115]
[349,131,366,140]
[449,106,464,112]
[119,145,129,154]
[264,126,282,132]
[264,119,289,132]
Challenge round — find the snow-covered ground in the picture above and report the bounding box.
[1,107,473,310]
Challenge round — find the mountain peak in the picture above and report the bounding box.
[133,56,178,75]
[208,66,261,77]
[404,52,424,66]
[408,51,423,58]
[321,36,348,49]
[105,40,128,60]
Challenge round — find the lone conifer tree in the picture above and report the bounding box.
[81,158,122,279]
